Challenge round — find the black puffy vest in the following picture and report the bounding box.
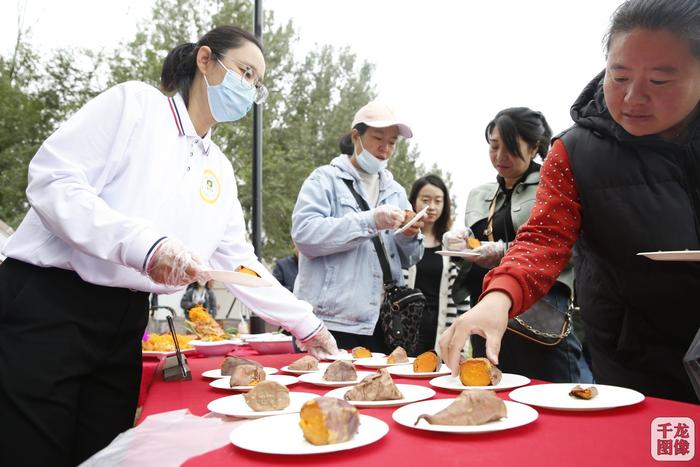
[556,71,700,402]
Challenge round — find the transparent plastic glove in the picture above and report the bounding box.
[297,326,339,360]
[442,227,475,251]
[472,240,507,269]
[146,238,207,287]
[373,205,404,230]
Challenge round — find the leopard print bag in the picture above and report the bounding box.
[379,285,425,354]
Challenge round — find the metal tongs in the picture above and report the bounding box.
[162,313,192,381]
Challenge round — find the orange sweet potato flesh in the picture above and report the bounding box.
[467,238,481,249]
[299,397,360,445]
[299,400,329,445]
[413,351,440,373]
[352,346,372,358]
[459,358,502,386]
[235,266,260,277]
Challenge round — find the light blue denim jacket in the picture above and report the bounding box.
[291,154,424,335]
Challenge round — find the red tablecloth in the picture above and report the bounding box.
[139,353,699,466]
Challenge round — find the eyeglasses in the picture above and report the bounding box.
[217,58,269,104]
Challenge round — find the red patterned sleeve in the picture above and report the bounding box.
[480,139,582,317]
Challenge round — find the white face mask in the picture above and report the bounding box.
[203,60,255,123]
[355,139,387,174]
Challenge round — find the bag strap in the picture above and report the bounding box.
[342,178,394,286]
[485,189,499,242]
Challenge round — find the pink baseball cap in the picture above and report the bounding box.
[351,101,413,138]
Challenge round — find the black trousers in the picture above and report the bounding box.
[329,320,389,354]
[0,258,149,466]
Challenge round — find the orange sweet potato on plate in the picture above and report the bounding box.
[413,351,440,373]
[459,358,502,386]
[351,346,372,358]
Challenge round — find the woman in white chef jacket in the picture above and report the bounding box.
[0,25,338,466]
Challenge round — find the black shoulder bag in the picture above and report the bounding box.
[342,178,425,353]
[481,191,572,346]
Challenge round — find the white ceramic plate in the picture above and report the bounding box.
[201,367,278,379]
[209,374,298,391]
[240,333,280,340]
[204,270,271,287]
[394,205,429,235]
[324,383,435,408]
[429,373,531,392]
[298,371,375,387]
[207,391,318,418]
[189,339,241,356]
[393,398,538,433]
[142,348,196,358]
[189,338,242,346]
[637,250,700,261]
[325,352,385,361]
[280,362,331,374]
[436,250,481,258]
[354,357,416,369]
[387,364,451,378]
[508,383,645,411]
[230,413,389,455]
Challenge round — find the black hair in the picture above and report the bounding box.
[484,107,552,160]
[161,25,264,105]
[338,123,369,156]
[408,174,452,240]
[605,0,700,58]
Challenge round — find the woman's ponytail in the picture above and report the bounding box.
[160,42,198,96]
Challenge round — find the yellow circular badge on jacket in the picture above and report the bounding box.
[199,169,221,204]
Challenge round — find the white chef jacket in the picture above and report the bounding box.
[3,81,323,340]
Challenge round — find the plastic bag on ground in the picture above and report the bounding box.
[79,409,245,467]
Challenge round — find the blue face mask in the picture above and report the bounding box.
[355,139,388,174]
[204,60,256,122]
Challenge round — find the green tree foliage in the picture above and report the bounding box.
[0,33,102,227]
[1,0,439,263]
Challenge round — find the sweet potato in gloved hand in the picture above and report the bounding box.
[297,326,340,360]
[442,227,476,251]
[468,240,507,269]
[372,205,404,230]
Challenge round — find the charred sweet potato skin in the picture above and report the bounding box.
[244,380,290,411]
[344,369,403,401]
[221,356,262,376]
[229,364,266,386]
[387,346,408,364]
[299,397,360,445]
[323,360,357,381]
[459,358,502,386]
[413,351,440,373]
[288,355,319,371]
[415,390,506,426]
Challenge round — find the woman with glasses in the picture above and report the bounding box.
[445,107,592,383]
[292,101,424,353]
[440,0,700,403]
[0,25,337,465]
